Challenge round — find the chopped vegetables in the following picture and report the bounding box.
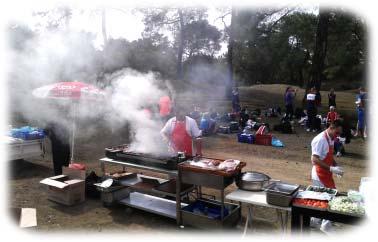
[306,185,337,195]
[293,198,328,209]
[328,196,365,216]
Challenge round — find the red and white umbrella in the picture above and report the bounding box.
[32,81,105,100]
[32,81,105,164]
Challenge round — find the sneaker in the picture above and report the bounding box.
[320,221,335,235]
[312,129,317,133]
[310,218,322,228]
[336,152,342,157]
[306,129,311,132]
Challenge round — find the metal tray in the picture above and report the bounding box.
[265,182,300,195]
[266,190,298,207]
[306,185,338,196]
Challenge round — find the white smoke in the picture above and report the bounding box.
[103,68,172,155]
[7,18,174,156]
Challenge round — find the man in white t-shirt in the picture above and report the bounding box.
[160,105,202,157]
[310,120,344,233]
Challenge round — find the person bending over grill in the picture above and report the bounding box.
[310,120,344,234]
[160,105,202,157]
[45,122,71,175]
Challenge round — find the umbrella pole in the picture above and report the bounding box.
[70,101,76,163]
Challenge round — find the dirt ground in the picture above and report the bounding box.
[8,84,368,234]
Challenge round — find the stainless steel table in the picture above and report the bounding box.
[226,189,291,236]
[7,138,45,160]
[99,157,190,225]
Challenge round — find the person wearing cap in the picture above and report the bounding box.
[328,88,336,108]
[160,105,202,157]
[310,120,344,233]
[306,87,318,132]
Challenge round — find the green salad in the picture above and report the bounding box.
[329,196,365,216]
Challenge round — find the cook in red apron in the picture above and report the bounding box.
[314,132,336,189]
[171,119,193,157]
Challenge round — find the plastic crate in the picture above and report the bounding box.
[237,133,254,144]
[255,134,272,146]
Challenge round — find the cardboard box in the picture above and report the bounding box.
[10,207,37,228]
[40,167,86,206]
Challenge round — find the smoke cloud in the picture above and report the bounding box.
[7,17,173,156]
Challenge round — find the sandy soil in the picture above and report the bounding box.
[8,84,368,234]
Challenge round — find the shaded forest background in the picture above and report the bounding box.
[8,6,367,94]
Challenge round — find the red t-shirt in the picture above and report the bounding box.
[327,111,338,122]
[159,96,172,117]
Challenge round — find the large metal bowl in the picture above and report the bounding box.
[236,171,276,191]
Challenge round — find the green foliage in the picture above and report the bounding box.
[231,8,366,89]
[8,6,366,90]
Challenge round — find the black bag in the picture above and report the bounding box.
[85,171,101,199]
[295,108,305,119]
[282,120,293,134]
[273,124,283,132]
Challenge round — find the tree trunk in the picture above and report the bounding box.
[310,9,330,91]
[102,8,108,47]
[176,9,184,80]
[226,7,236,98]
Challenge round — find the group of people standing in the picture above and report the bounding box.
[283,86,367,138]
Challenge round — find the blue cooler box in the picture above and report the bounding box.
[237,133,254,144]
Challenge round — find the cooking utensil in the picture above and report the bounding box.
[235,171,279,191]
[100,179,113,188]
[265,182,300,206]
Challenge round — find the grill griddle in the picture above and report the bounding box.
[105,145,190,170]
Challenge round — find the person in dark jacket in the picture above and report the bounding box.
[328,88,336,107]
[306,87,318,132]
[231,87,241,113]
[45,122,71,175]
[284,86,297,120]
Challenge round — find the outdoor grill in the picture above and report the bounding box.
[105,144,190,170]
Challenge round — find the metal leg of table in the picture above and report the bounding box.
[248,206,254,228]
[176,169,182,226]
[276,210,283,231]
[100,161,105,176]
[243,212,249,237]
[275,210,290,234]
[284,211,289,234]
[221,189,225,219]
[242,206,254,237]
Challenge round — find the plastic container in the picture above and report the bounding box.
[237,133,254,144]
[181,199,240,229]
[11,127,45,140]
[69,163,86,170]
[255,134,272,146]
[199,118,210,131]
